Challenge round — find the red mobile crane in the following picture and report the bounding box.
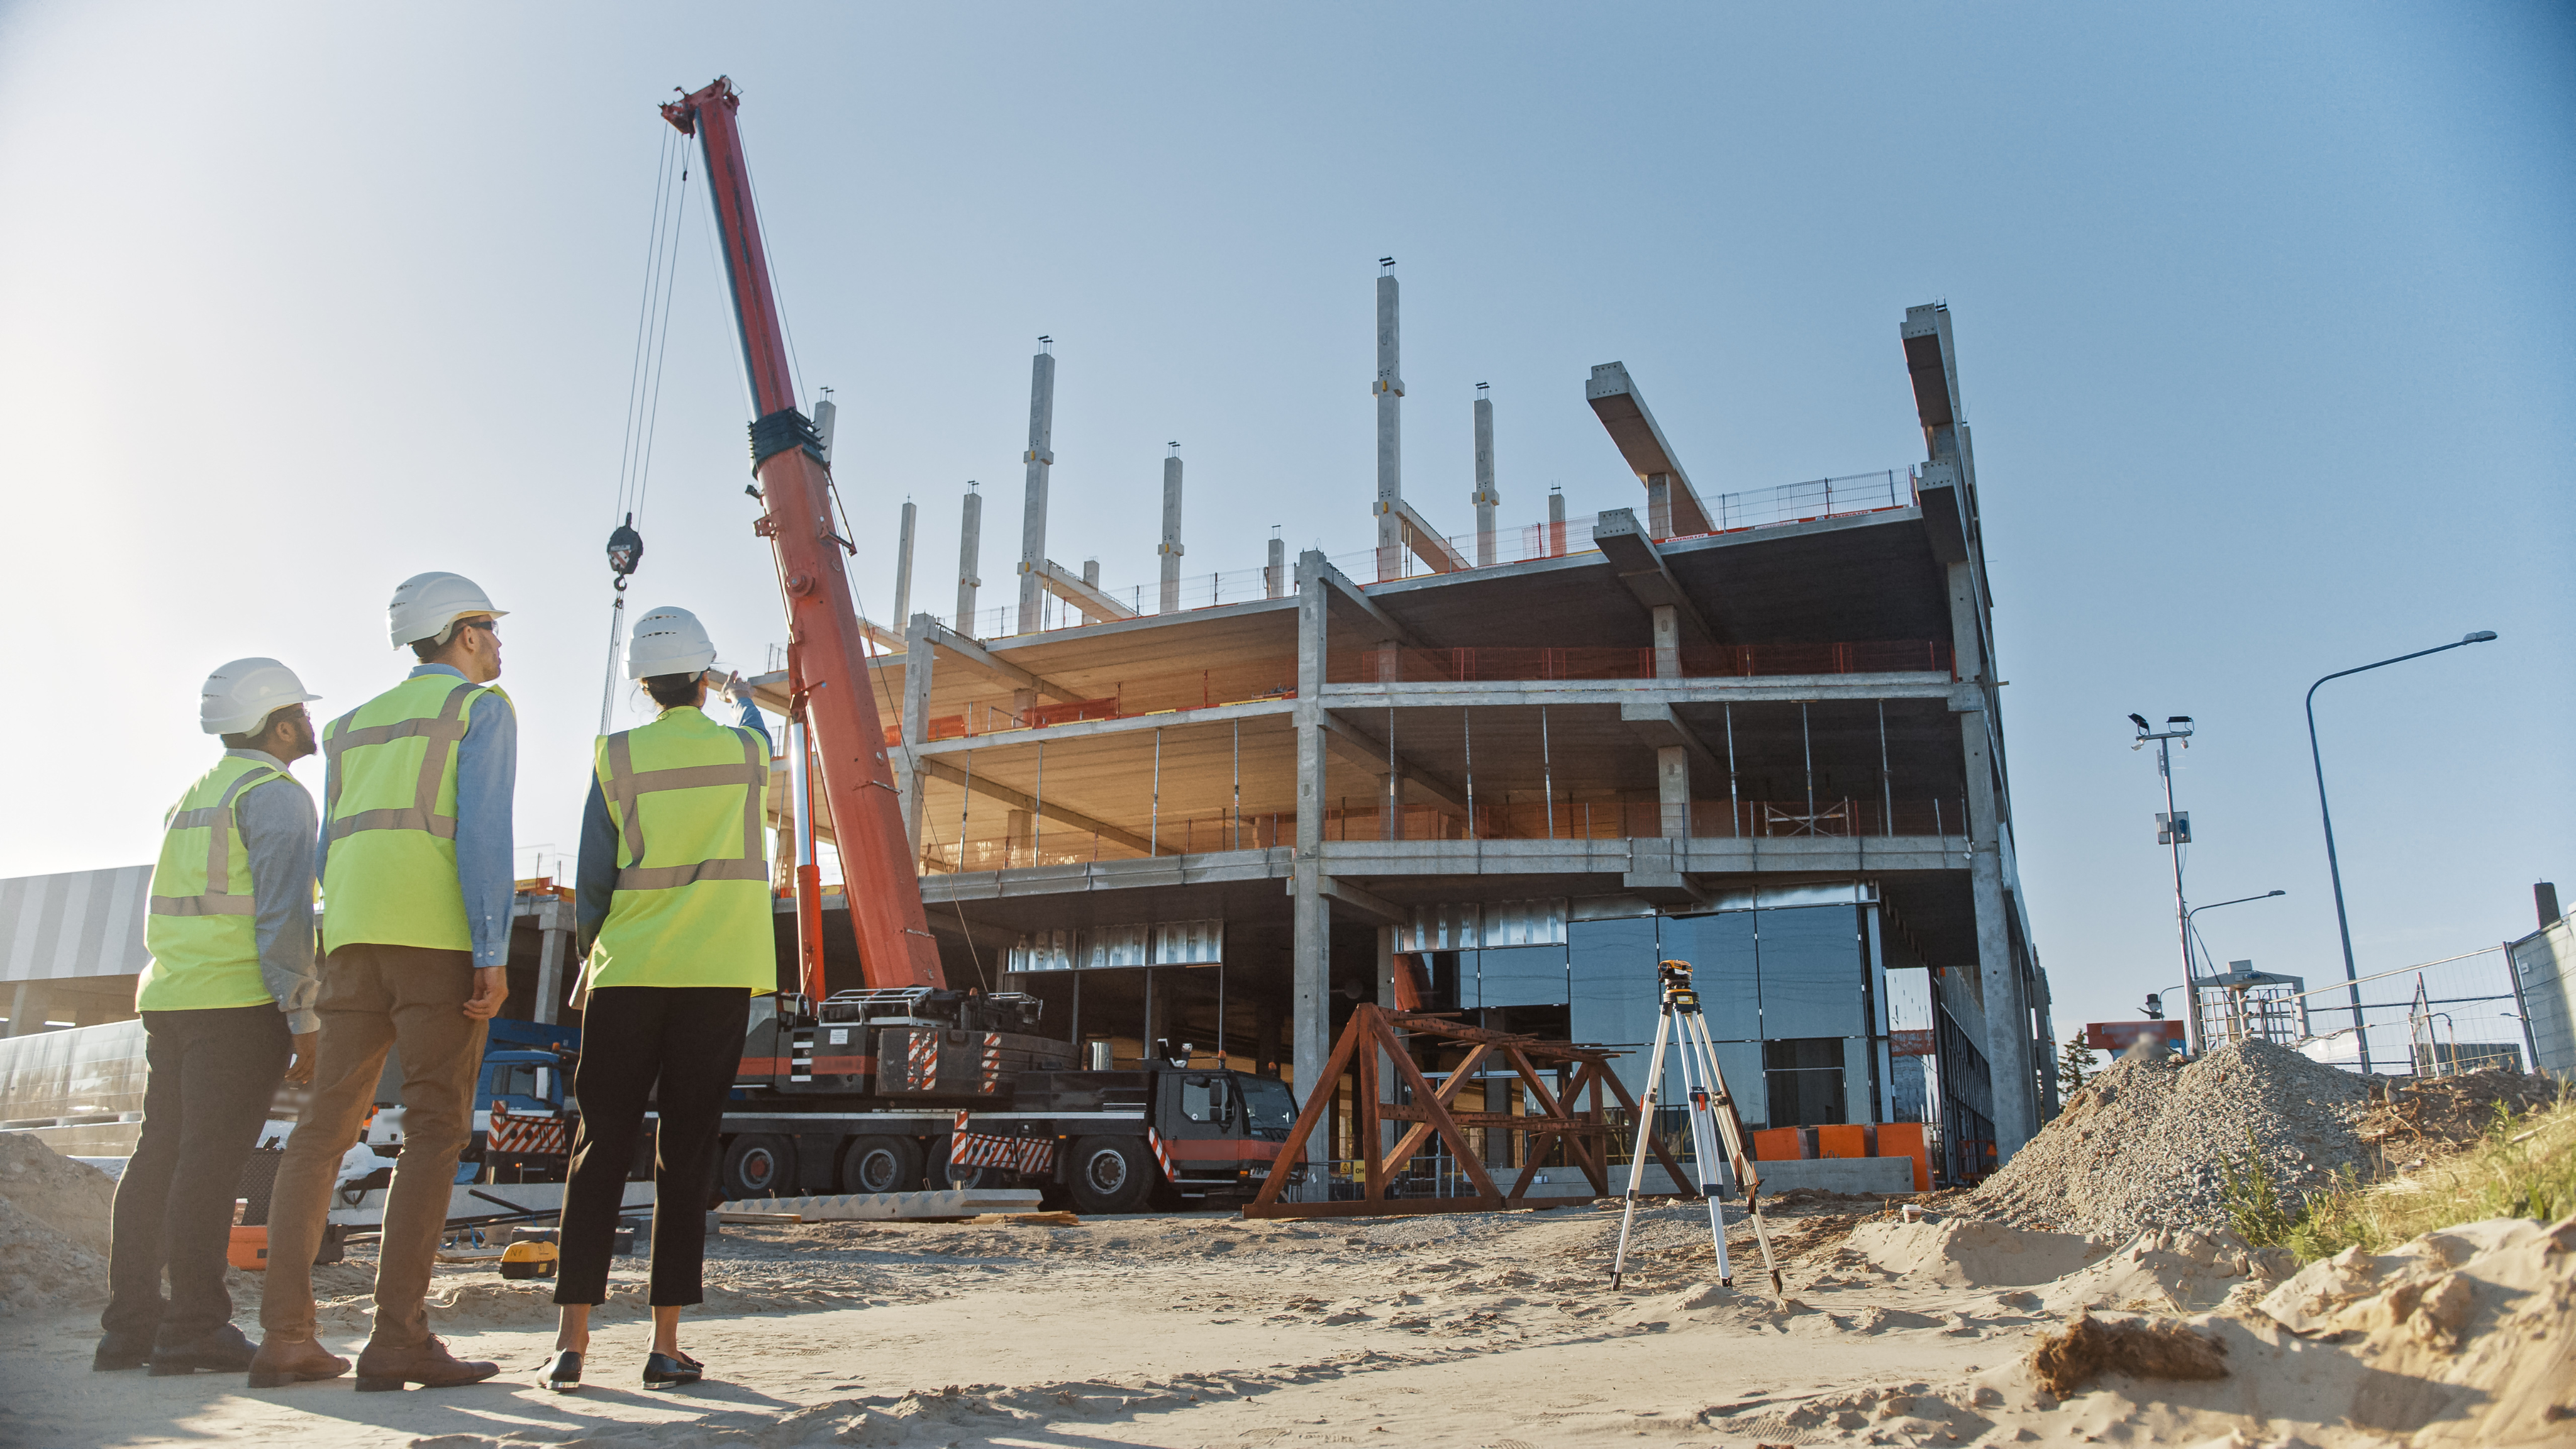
[651,79,1298,1212]
[661,77,940,994]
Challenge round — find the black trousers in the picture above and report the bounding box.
[555,986,749,1307]
[103,1004,291,1348]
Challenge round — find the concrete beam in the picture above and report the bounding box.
[858,616,908,655]
[1034,557,1140,623]
[1592,509,1718,647]
[1310,557,1423,647]
[1387,497,1468,574]
[1317,709,1469,814]
[1304,874,1405,925]
[1584,362,1714,538]
[919,621,1081,703]
[1618,701,1723,777]
[912,756,1174,858]
[906,697,1294,758]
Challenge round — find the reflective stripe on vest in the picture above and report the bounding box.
[147,763,279,919]
[601,728,768,890]
[140,755,295,1013]
[323,680,479,842]
[320,674,502,954]
[584,707,774,993]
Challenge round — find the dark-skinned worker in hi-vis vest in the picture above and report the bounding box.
[252,571,514,1393]
[543,605,772,1394]
[97,660,326,1377]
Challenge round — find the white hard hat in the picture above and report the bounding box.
[626,606,719,680]
[387,571,507,649]
[201,657,321,736]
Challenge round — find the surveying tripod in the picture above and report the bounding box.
[1609,960,1784,1296]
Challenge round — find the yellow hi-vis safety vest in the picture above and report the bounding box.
[585,706,774,992]
[321,672,508,954]
[138,754,299,1013]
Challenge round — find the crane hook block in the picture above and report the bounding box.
[606,514,644,577]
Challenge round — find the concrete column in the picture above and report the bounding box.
[1472,385,1498,567]
[1645,473,1674,541]
[1293,548,1332,1193]
[892,501,916,626]
[535,900,570,1025]
[1158,452,1185,614]
[2033,970,2062,1119]
[1373,270,1404,582]
[899,612,935,854]
[1964,712,2034,1158]
[1265,535,1286,599]
[1652,604,1680,680]
[1547,488,1567,557]
[1081,558,1101,591]
[1658,745,1690,840]
[1016,350,1057,636]
[6,982,42,1036]
[955,484,982,638]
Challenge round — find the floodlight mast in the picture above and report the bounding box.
[662,77,943,992]
[2131,714,2197,1050]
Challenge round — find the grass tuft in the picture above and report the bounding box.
[2279,1094,2576,1262]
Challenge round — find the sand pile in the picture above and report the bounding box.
[0,1130,115,1255]
[1967,1038,2371,1240]
[0,1131,116,1314]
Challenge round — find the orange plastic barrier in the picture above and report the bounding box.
[1815,1124,1868,1159]
[1752,1127,1805,1162]
[1876,1123,1931,1191]
[227,1225,269,1272]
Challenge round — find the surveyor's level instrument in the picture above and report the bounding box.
[1609,960,1784,1297]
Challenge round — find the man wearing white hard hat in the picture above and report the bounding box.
[96,661,327,1377]
[252,571,514,1393]
[540,606,769,1393]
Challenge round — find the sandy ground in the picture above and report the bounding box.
[2,1195,2563,1448]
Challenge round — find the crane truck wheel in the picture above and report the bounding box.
[925,1136,997,1191]
[1065,1136,1154,1214]
[839,1135,923,1196]
[720,1135,796,1200]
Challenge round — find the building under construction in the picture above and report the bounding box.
[0,284,2053,1185]
[757,289,2053,1184]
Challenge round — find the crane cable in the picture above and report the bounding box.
[599,126,693,735]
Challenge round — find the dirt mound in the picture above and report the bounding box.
[1842,1218,2113,1287]
[1966,1039,2371,1240]
[0,1192,106,1314]
[2028,1311,2229,1396]
[2356,1067,2567,1162]
[0,1131,115,1255]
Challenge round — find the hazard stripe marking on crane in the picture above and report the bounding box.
[1145,1128,1176,1182]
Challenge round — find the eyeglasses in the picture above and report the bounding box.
[457,618,501,639]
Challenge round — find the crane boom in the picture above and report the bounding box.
[662,77,943,992]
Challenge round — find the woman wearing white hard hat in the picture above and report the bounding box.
[99,660,326,1377]
[545,606,772,1392]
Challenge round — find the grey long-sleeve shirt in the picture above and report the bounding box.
[226,747,322,1035]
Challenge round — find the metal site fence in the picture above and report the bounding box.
[2240,947,2542,1079]
[916,467,1921,640]
[885,638,1955,745]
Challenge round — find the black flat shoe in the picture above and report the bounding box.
[542,1349,582,1392]
[148,1324,257,1376]
[641,1352,701,1389]
[91,1337,152,1372]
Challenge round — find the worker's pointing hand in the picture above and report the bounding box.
[464,965,508,1021]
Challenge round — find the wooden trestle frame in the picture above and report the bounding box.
[1243,1004,1694,1219]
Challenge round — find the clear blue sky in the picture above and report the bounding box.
[3,3,2567,1049]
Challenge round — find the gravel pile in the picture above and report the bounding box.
[1967,1039,2372,1241]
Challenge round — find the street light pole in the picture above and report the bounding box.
[2306,631,2498,1075]
[2182,890,2286,1046]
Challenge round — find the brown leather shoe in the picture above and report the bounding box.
[353,1335,499,1392]
[246,1336,352,1389]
